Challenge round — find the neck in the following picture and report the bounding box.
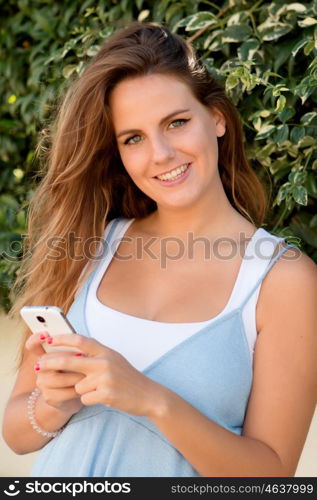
[145,185,249,241]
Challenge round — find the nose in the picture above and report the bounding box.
[151,133,175,165]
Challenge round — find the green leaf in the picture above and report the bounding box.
[296,82,316,104]
[206,35,222,52]
[272,86,289,95]
[222,24,252,43]
[274,124,289,144]
[86,45,100,57]
[253,116,262,131]
[13,168,24,181]
[227,12,248,26]
[300,112,317,125]
[138,10,150,22]
[304,40,315,55]
[62,65,77,79]
[292,185,308,205]
[286,3,307,13]
[298,17,317,28]
[226,74,239,90]
[202,58,216,74]
[174,14,194,29]
[259,110,271,118]
[289,168,306,184]
[203,30,220,49]
[185,12,216,31]
[255,125,276,140]
[279,108,295,122]
[275,95,286,112]
[290,127,306,143]
[238,39,259,61]
[258,21,293,41]
[298,136,315,148]
[276,183,291,205]
[257,141,276,158]
[291,39,308,57]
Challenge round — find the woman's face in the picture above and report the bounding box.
[109,73,226,210]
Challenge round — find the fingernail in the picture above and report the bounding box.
[34,363,40,371]
[46,337,53,344]
[74,353,83,356]
[39,334,46,340]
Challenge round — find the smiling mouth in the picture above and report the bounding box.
[154,163,190,181]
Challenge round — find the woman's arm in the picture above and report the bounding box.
[2,336,84,455]
[149,249,317,476]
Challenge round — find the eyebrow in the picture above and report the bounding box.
[116,108,190,139]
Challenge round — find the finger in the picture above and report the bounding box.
[75,375,113,407]
[35,353,95,375]
[36,351,87,373]
[44,334,110,357]
[80,391,103,406]
[39,351,87,361]
[74,373,101,395]
[37,371,85,389]
[25,331,51,357]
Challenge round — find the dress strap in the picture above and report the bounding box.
[67,217,123,337]
[73,218,119,293]
[101,217,122,257]
[239,242,298,310]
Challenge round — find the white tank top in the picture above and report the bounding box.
[85,217,284,371]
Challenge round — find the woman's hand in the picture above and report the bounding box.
[25,332,84,415]
[35,334,167,418]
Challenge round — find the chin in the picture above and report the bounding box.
[159,197,200,211]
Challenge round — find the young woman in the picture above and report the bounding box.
[3,22,317,477]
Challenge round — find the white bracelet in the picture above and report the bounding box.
[27,388,63,438]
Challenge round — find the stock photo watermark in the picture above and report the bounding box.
[2,232,299,269]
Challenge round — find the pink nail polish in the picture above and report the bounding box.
[34,363,40,371]
[75,353,83,356]
[47,337,53,344]
[39,334,46,340]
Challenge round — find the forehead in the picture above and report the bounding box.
[109,73,199,126]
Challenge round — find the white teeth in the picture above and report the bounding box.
[156,163,189,181]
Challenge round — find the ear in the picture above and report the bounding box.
[211,108,226,138]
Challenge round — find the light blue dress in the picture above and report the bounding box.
[30,218,296,477]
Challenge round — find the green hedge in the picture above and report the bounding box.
[1,0,317,313]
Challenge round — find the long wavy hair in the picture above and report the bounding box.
[10,21,268,363]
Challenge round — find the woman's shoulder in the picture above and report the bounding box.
[256,239,317,332]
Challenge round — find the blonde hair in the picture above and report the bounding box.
[10,22,268,365]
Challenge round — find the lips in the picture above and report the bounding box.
[153,162,192,186]
[154,163,191,180]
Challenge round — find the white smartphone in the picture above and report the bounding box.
[20,305,83,353]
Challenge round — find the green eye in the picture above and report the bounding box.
[169,118,189,128]
[125,135,142,145]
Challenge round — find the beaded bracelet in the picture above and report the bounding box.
[27,387,63,439]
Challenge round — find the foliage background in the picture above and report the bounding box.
[0,0,317,313]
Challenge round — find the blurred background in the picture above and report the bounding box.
[1,0,316,476]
